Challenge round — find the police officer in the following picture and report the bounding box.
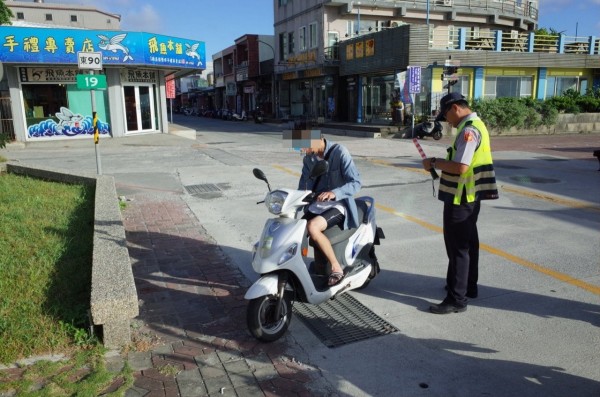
[422,93,499,314]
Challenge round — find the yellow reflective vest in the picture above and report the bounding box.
[438,116,499,205]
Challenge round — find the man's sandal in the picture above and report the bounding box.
[328,271,345,286]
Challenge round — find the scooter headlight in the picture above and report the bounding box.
[265,190,288,215]
[278,243,298,265]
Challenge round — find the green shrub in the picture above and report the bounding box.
[472,97,529,131]
[0,132,9,149]
[463,89,596,132]
[576,96,600,112]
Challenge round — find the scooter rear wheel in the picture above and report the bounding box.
[247,294,292,342]
[432,130,443,140]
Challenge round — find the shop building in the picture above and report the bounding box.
[212,35,275,118]
[272,0,599,124]
[1,1,205,143]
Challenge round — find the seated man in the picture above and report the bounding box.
[298,134,362,286]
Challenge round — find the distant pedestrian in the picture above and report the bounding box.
[422,93,499,314]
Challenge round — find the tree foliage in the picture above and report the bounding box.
[0,0,14,25]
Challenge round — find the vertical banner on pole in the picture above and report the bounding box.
[407,66,422,137]
[166,76,176,123]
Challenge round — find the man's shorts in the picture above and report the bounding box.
[303,208,345,229]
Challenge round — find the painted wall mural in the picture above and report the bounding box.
[27,107,110,139]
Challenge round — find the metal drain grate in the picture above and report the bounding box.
[293,293,399,348]
[185,183,222,195]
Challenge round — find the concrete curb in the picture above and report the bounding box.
[5,163,138,349]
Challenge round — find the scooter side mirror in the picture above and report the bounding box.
[253,168,271,192]
[253,168,268,182]
[310,160,329,179]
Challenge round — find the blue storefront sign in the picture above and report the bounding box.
[0,26,205,69]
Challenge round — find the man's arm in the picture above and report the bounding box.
[331,149,361,199]
[298,157,313,190]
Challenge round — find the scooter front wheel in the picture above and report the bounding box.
[247,294,292,342]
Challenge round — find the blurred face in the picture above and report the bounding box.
[283,130,324,155]
[301,139,324,155]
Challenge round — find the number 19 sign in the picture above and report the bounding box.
[76,74,107,89]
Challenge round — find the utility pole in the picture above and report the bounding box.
[257,39,276,119]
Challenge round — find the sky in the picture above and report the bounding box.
[42,0,600,56]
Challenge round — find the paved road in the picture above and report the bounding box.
[1,116,599,397]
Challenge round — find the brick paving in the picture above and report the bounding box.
[116,192,335,397]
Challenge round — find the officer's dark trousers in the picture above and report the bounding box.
[443,200,481,307]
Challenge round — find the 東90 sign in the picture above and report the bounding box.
[77,51,103,70]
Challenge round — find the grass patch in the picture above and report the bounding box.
[0,173,134,396]
[0,173,94,363]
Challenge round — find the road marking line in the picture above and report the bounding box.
[501,185,600,213]
[376,203,600,296]
[272,164,300,176]
[369,158,428,175]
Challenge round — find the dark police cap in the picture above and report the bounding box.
[436,92,467,122]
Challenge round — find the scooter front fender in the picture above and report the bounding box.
[244,274,279,300]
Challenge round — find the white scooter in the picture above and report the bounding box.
[245,161,385,342]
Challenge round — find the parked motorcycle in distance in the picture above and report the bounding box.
[414,118,443,140]
[221,109,232,120]
[254,107,264,124]
[245,162,384,342]
[231,110,247,121]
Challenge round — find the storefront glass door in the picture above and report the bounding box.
[124,84,155,133]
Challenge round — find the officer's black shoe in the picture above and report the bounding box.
[429,302,467,314]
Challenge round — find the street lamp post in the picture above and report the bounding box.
[257,39,276,119]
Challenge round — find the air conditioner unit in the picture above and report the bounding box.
[389,20,405,28]
[442,0,453,6]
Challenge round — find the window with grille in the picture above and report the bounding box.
[484,76,533,98]
[309,23,318,48]
[299,26,307,51]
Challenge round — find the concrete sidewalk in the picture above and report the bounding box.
[112,192,333,396]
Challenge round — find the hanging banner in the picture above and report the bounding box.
[408,66,422,94]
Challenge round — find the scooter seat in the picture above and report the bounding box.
[321,200,366,245]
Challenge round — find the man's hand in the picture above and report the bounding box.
[422,158,434,170]
[317,191,336,201]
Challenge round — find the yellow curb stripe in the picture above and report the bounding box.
[370,158,428,176]
[501,185,600,213]
[480,243,600,295]
[376,203,600,296]
[271,164,300,177]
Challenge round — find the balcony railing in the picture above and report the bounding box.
[384,0,538,20]
[440,27,598,55]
